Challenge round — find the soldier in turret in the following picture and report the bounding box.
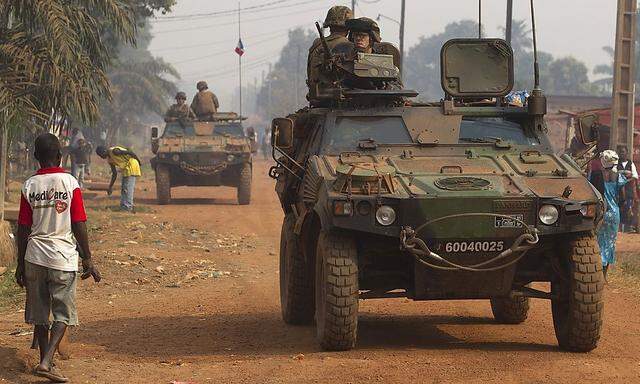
[191,81,220,121]
[346,17,401,70]
[307,6,353,102]
[164,92,196,122]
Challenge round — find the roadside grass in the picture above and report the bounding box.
[0,265,23,310]
[610,252,640,288]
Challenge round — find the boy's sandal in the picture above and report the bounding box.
[35,366,69,383]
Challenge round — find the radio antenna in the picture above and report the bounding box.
[530,0,540,89]
[478,0,482,38]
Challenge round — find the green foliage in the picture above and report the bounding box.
[0,0,136,130]
[256,28,316,118]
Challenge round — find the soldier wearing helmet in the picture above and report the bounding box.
[346,17,402,70]
[164,91,196,122]
[306,6,353,102]
[191,81,220,121]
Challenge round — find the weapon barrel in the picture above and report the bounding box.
[315,22,332,63]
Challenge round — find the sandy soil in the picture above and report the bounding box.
[1,160,640,383]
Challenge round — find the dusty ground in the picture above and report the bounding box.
[2,160,640,383]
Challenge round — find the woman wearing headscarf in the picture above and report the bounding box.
[597,150,629,279]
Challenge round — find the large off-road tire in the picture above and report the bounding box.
[490,294,530,324]
[315,231,359,351]
[551,232,604,352]
[155,164,171,205]
[280,215,314,325]
[237,163,251,205]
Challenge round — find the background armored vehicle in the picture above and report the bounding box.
[151,112,253,205]
[270,34,605,352]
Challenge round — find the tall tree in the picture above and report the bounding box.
[0,0,136,127]
[257,28,315,118]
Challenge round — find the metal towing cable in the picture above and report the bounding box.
[400,213,539,272]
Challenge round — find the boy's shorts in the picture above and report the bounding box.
[25,262,78,326]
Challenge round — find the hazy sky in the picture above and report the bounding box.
[148,0,617,109]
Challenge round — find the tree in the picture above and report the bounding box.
[0,0,136,131]
[257,28,316,118]
[545,57,592,95]
[593,46,614,94]
[403,20,480,100]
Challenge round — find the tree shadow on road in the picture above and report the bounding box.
[73,311,557,360]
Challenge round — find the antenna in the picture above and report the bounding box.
[530,0,540,89]
[478,0,482,38]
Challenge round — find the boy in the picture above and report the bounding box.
[15,133,101,383]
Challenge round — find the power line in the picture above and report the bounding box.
[151,0,321,22]
[151,4,328,34]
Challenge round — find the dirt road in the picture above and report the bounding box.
[2,160,640,383]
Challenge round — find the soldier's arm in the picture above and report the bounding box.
[212,94,219,109]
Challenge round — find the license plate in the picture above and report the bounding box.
[494,214,524,228]
[440,240,505,254]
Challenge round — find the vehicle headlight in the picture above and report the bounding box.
[227,154,235,162]
[375,205,396,226]
[172,154,180,162]
[538,205,559,225]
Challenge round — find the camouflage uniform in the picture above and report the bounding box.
[191,90,220,120]
[306,6,353,102]
[164,103,195,122]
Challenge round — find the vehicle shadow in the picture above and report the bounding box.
[136,197,238,206]
[74,312,557,360]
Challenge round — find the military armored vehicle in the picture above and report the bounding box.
[269,28,605,352]
[151,112,253,205]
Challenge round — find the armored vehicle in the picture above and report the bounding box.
[269,35,605,352]
[151,112,253,205]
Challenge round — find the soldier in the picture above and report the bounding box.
[346,17,402,70]
[307,6,353,101]
[191,81,219,121]
[165,92,195,122]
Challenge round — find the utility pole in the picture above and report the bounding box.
[238,2,242,117]
[295,45,301,107]
[352,0,356,17]
[505,0,513,45]
[610,0,638,155]
[268,63,273,119]
[399,0,406,72]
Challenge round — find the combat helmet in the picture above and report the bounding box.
[323,6,353,29]
[175,91,187,100]
[346,17,381,43]
[196,81,208,91]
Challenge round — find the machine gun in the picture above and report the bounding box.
[315,21,333,71]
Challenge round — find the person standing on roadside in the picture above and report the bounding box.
[70,139,90,189]
[597,150,629,280]
[95,145,141,212]
[616,146,638,232]
[15,133,101,383]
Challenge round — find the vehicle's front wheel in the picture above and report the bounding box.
[551,232,604,352]
[315,231,359,351]
[280,215,314,324]
[237,163,251,205]
[490,294,529,324]
[155,164,171,205]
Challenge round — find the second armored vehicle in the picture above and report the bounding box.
[151,112,253,205]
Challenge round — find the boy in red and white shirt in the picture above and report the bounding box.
[15,133,101,383]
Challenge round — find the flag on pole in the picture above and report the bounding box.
[235,38,245,56]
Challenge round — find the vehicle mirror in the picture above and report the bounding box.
[440,38,514,98]
[576,113,599,146]
[151,126,158,139]
[271,118,294,149]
